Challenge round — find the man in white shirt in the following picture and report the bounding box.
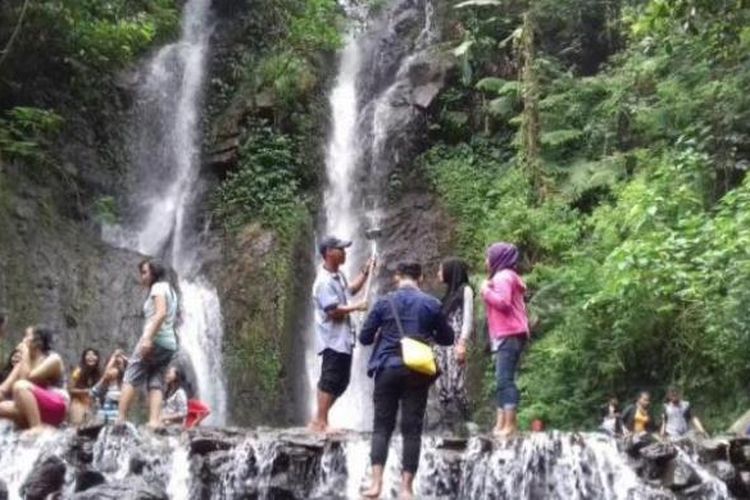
[308,235,372,433]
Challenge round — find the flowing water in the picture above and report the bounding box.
[0,425,733,499]
[101,0,227,424]
[305,0,440,432]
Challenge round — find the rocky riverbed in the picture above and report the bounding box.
[0,423,747,499]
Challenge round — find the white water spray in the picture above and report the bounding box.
[306,31,376,431]
[103,0,227,424]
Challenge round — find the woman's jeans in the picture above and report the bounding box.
[370,365,433,474]
[495,335,526,410]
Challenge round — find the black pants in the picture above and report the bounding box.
[370,365,432,474]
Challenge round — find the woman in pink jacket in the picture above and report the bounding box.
[481,242,529,437]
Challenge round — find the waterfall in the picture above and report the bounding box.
[306,28,374,431]
[102,0,227,424]
[0,427,734,499]
[305,0,440,432]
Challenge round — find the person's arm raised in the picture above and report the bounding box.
[348,257,375,296]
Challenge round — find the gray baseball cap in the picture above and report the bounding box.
[318,235,352,256]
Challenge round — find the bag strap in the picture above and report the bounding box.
[386,295,406,339]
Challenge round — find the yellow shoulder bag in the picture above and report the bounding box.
[387,296,437,376]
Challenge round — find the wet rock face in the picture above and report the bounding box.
[0,171,144,367]
[21,454,66,500]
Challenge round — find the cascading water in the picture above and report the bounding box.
[102,0,227,424]
[0,417,737,499]
[306,26,374,431]
[305,0,440,432]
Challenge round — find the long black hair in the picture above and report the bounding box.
[440,257,471,315]
[31,325,54,355]
[165,365,188,400]
[0,349,19,382]
[75,348,102,389]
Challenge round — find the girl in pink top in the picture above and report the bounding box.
[481,242,529,437]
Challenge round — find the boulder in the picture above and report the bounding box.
[74,469,106,492]
[639,442,677,463]
[21,454,66,500]
[665,458,700,491]
[0,479,7,500]
[72,478,168,500]
[730,437,750,468]
[696,437,730,463]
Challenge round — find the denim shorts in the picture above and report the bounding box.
[123,343,175,392]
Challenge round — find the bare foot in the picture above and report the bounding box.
[361,483,381,499]
[399,489,415,500]
[495,427,518,439]
[20,425,52,440]
[307,420,327,434]
[146,421,164,432]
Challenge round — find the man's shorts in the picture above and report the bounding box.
[123,343,175,392]
[317,348,352,398]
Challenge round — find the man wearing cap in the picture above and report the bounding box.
[308,235,372,433]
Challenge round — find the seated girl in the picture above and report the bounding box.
[68,348,102,425]
[161,366,188,427]
[0,349,21,399]
[0,326,68,433]
[90,349,128,424]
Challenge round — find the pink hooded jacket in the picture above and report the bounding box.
[482,269,529,339]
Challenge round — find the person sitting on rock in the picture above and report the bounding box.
[68,348,102,426]
[161,366,188,427]
[622,391,657,435]
[0,349,21,400]
[599,397,623,436]
[660,386,707,439]
[0,325,69,434]
[90,349,128,424]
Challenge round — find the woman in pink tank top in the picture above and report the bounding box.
[0,325,68,434]
[481,242,529,438]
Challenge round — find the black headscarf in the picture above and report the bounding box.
[440,258,471,315]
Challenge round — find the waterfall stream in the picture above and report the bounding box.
[305,0,440,432]
[101,0,227,424]
[0,424,735,499]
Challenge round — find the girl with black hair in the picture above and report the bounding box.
[68,348,102,425]
[118,259,180,428]
[434,257,474,427]
[0,349,21,399]
[161,365,188,426]
[91,349,128,423]
[0,325,68,433]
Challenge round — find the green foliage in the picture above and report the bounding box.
[287,0,341,54]
[209,0,341,117]
[213,126,308,233]
[1,0,178,80]
[429,0,750,430]
[0,107,63,162]
[92,195,118,224]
